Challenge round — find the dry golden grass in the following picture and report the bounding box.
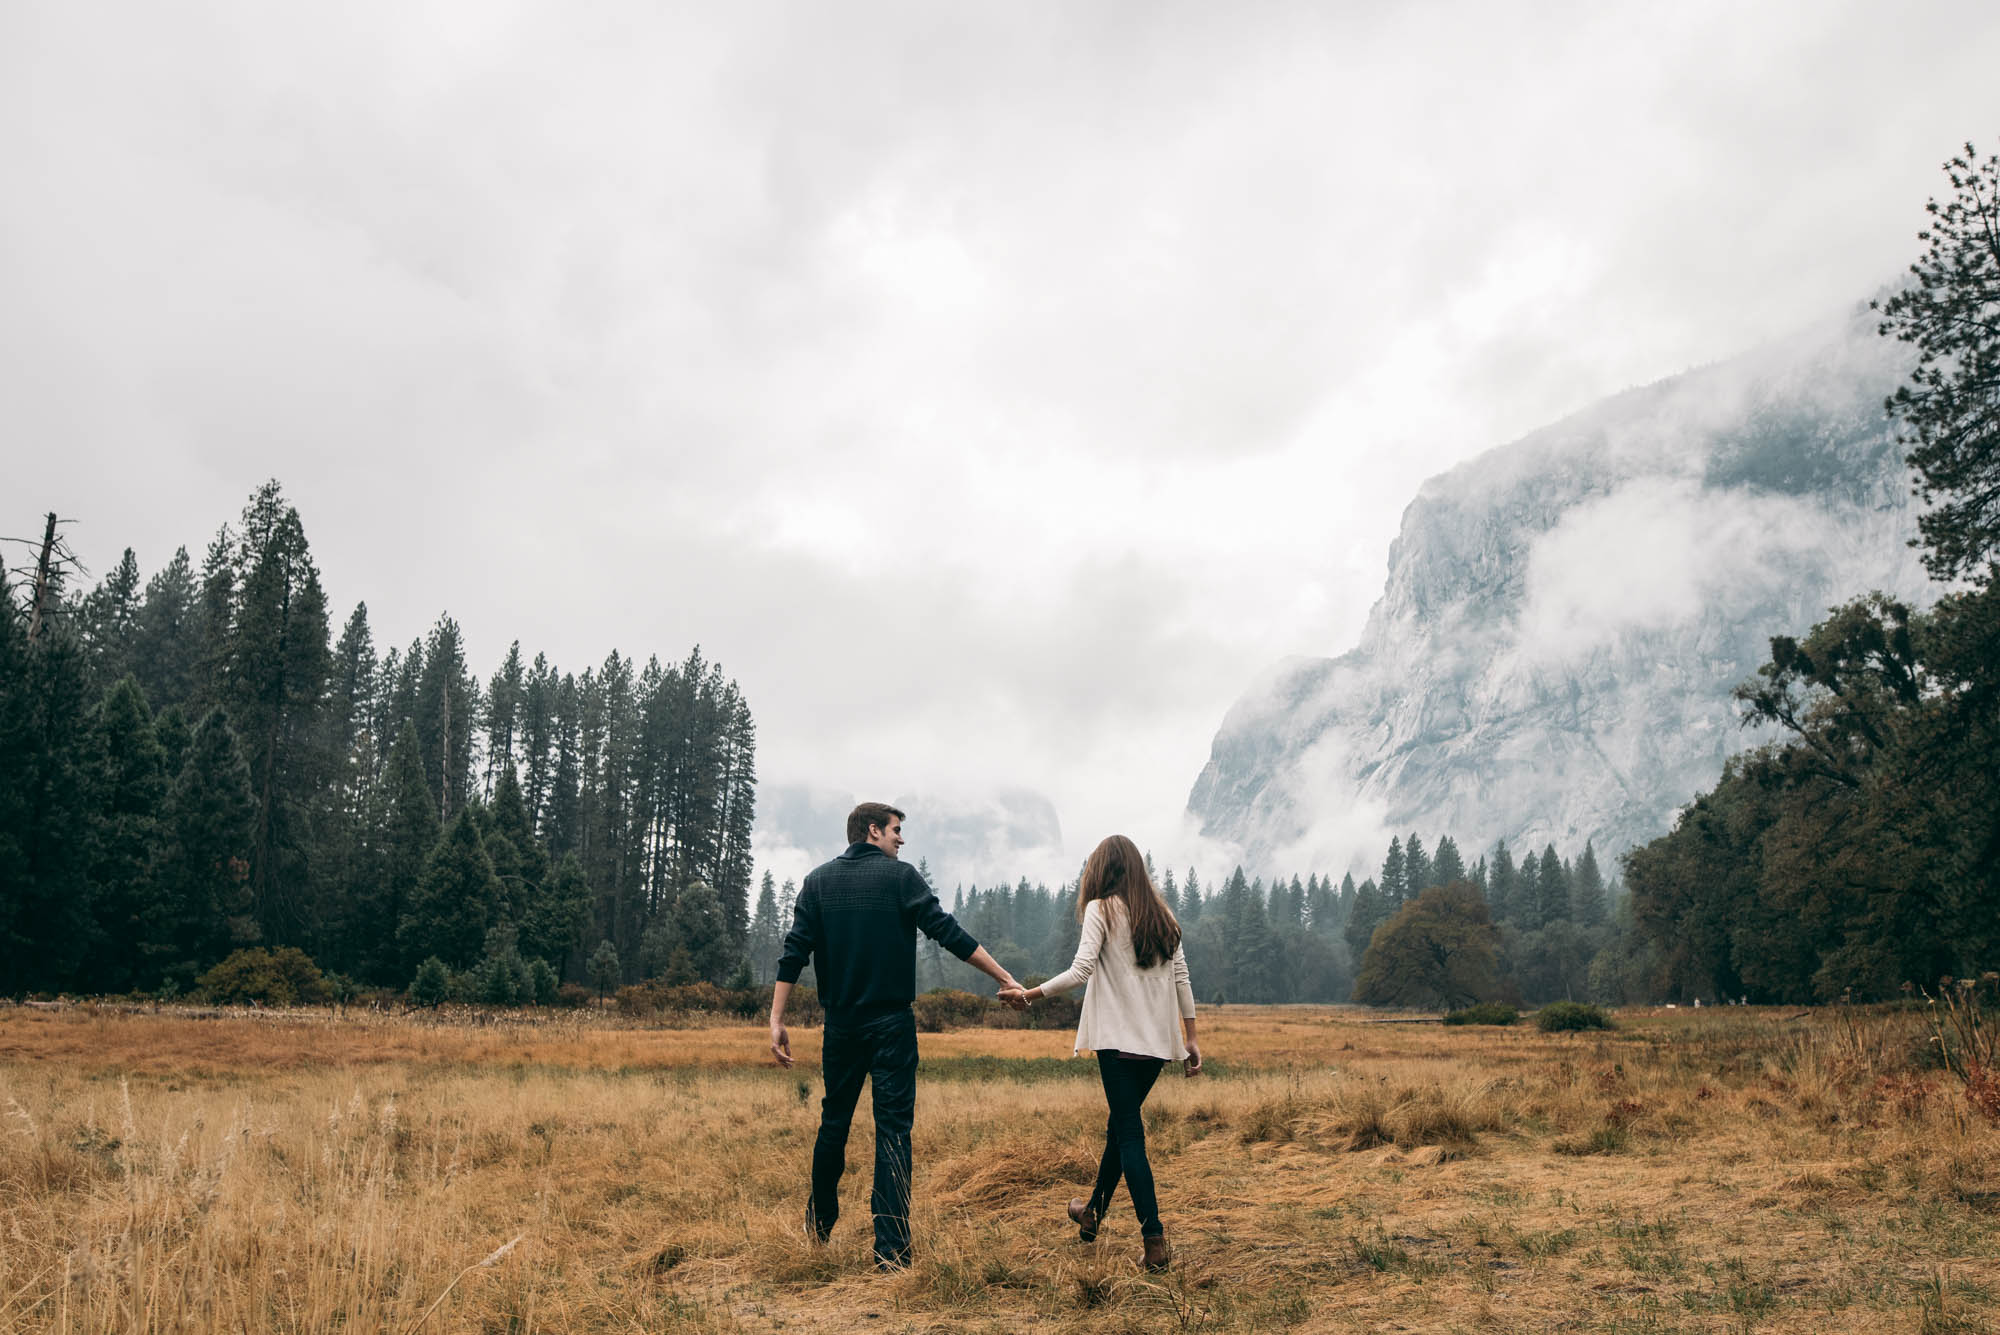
[3,1002,1997,1333]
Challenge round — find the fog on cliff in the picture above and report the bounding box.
[7,1,2000,887]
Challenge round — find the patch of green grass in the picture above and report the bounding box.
[1511,1227,1584,1259]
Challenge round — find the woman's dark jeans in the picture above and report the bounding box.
[1087,1051,1167,1237]
[808,1007,919,1267]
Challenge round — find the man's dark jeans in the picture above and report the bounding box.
[808,1007,919,1266]
[1087,1051,1167,1237]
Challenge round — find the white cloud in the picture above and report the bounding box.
[6,0,1998,883]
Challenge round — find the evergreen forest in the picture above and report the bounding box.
[742,834,1628,1010]
[1,482,757,1002]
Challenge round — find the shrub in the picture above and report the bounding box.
[408,957,451,1008]
[615,980,763,1017]
[1536,1001,1613,1032]
[1444,1003,1519,1026]
[556,982,595,1009]
[913,989,992,1032]
[198,948,333,1006]
[783,986,824,1026]
[1018,977,1082,1031]
[528,959,559,1006]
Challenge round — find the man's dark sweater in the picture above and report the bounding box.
[776,843,979,1022]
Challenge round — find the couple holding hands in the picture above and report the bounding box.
[769,804,1201,1273]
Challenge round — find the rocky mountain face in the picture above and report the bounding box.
[1188,304,1935,875]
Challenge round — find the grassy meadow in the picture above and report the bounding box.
[2,1002,1997,1334]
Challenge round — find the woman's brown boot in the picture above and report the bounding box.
[1142,1233,1172,1271]
[1067,1198,1100,1242]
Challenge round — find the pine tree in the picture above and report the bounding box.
[714,685,757,945]
[749,871,782,983]
[225,484,332,944]
[0,590,94,994]
[1306,873,1338,936]
[79,549,142,690]
[1571,841,1607,927]
[1181,869,1204,923]
[1220,867,1278,1003]
[520,653,555,831]
[1275,875,1306,929]
[416,615,478,823]
[484,641,526,796]
[1160,866,1179,915]
[81,677,167,992]
[191,526,236,716]
[670,879,737,984]
[398,807,503,970]
[131,547,198,714]
[318,603,378,971]
[1379,837,1408,908]
[1537,845,1570,927]
[1404,834,1432,893]
[1873,143,2000,579]
[588,939,621,996]
[154,706,191,777]
[1344,877,1387,963]
[522,852,590,974]
[1488,840,1517,924]
[488,762,547,913]
[1432,835,1466,886]
[149,709,257,989]
[360,722,438,982]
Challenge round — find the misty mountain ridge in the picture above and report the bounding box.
[1188,301,1934,875]
[755,782,1064,889]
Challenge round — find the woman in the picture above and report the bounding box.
[1006,835,1200,1271]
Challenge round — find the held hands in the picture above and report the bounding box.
[770,1021,793,1068]
[1183,1040,1202,1077]
[998,984,1030,1011]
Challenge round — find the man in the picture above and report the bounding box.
[770,801,1023,1270]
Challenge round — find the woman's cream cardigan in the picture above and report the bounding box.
[1037,899,1197,1062]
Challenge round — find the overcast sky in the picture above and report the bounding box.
[6,1,1998,884]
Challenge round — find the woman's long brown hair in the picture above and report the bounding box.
[1076,834,1182,969]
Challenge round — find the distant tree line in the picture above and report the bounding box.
[1620,144,2000,1003]
[767,835,1629,1010]
[0,482,756,1000]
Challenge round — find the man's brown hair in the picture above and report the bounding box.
[847,802,906,846]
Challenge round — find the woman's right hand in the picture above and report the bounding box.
[1183,1041,1202,1077]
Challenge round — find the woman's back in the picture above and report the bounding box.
[1040,898,1195,1062]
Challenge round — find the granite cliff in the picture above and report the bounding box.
[1188,304,1933,873]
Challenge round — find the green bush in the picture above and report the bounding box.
[198,948,333,1006]
[408,956,451,1008]
[1535,1001,1612,1032]
[528,959,559,1006]
[1444,1003,1519,1026]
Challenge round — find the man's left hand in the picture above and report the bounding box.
[770,1021,793,1067]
